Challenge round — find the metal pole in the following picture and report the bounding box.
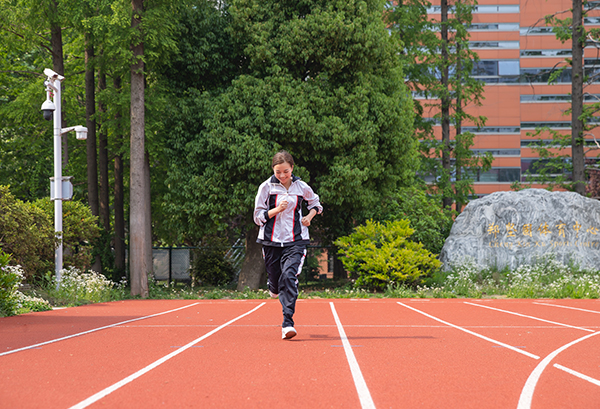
[53,78,63,285]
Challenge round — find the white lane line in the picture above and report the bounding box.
[396,301,540,359]
[465,302,595,333]
[533,302,600,315]
[0,302,201,357]
[553,364,600,387]
[69,302,266,409]
[517,331,600,409]
[330,302,376,409]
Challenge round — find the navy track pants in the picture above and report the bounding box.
[262,244,306,328]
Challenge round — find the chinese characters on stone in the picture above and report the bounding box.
[487,221,600,249]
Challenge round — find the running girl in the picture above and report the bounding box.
[253,151,323,339]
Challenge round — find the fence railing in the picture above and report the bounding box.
[152,244,332,284]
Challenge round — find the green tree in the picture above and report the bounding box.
[162,0,418,289]
[386,0,492,211]
[517,1,600,194]
[379,186,455,255]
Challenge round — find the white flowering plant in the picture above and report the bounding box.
[0,251,22,316]
[0,251,52,316]
[47,267,117,304]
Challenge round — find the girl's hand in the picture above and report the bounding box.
[301,216,311,226]
[278,199,289,212]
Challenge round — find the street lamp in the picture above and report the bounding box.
[41,68,88,286]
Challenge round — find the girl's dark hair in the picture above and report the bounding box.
[272,150,294,168]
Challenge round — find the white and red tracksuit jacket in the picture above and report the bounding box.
[254,175,323,247]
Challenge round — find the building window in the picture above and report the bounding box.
[462,126,521,134]
[472,149,521,156]
[521,139,599,147]
[585,1,600,10]
[473,5,520,13]
[468,23,520,31]
[520,68,573,83]
[420,168,520,183]
[521,158,571,180]
[520,27,555,35]
[521,122,572,129]
[472,60,520,83]
[521,49,572,57]
[477,168,521,182]
[521,94,600,102]
[473,60,520,76]
[427,4,519,14]
[469,41,520,49]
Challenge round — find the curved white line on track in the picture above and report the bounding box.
[533,302,600,314]
[517,331,600,409]
[464,302,595,332]
[397,301,540,359]
[0,302,201,357]
[69,302,266,409]
[330,302,376,409]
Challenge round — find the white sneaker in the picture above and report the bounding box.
[269,290,279,299]
[282,327,297,340]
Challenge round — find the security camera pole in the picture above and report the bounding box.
[41,68,87,287]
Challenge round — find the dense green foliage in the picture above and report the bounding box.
[163,0,418,244]
[0,185,55,278]
[34,198,101,273]
[0,185,100,280]
[0,251,20,316]
[379,186,455,254]
[190,236,236,286]
[335,219,442,291]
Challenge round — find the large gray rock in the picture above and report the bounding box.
[440,189,600,270]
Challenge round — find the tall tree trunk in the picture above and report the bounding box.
[113,76,126,281]
[130,0,150,297]
[572,0,586,195]
[440,0,452,209]
[455,43,463,213]
[85,35,102,273]
[237,225,265,290]
[98,72,110,231]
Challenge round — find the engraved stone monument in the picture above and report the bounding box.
[440,189,600,270]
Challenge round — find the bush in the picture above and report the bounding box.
[0,185,55,279]
[379,186,455,255]
[335,219,442,291]
[33,198,100,273]
[190,236,236,286]
[0,186,100,281]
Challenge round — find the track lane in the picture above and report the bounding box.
[406,300,590,358]
[402,299,600,409]
[331,299,538,408]
[0,300,202,354]
[3,298,600,408]
[84,299,364,408]
[0,301,266,409]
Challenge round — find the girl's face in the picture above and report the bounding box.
[273,162,293,187]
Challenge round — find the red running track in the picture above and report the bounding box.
[1,298,599,408]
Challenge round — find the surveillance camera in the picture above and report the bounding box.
[43,68,64,81]
[74,126,88,140]
[41,99,55,121]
